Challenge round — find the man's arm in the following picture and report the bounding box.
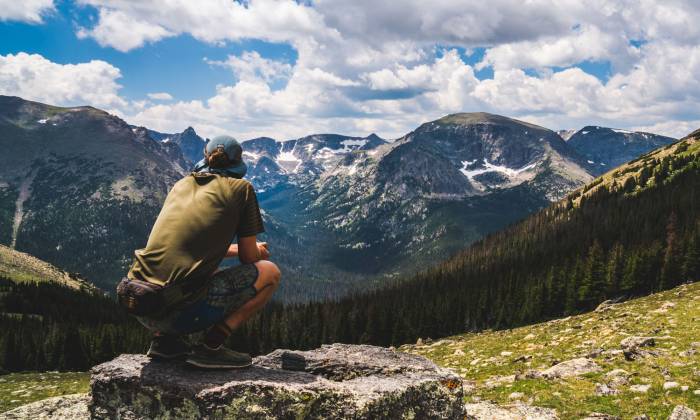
[237,236,270,264]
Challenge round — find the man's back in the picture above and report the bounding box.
[128,172,263,286]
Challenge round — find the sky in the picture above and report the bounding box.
[1,0,700,140]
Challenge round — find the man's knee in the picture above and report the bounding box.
[254,260,281,288]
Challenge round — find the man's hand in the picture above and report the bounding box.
[257,242,270,260]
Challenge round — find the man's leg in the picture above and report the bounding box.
[199,260,280,351]
[222,260,281,331]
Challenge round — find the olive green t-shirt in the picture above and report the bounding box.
[128,172,264,286]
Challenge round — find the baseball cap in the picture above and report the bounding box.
[193,135,247,178]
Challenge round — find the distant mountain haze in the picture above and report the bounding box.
[0,95,678,300]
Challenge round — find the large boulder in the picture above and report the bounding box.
[89,343,464,419]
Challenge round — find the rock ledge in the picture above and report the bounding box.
[90,343,464,419]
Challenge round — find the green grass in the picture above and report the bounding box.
[402,282,700,418]
[0,371,89,413]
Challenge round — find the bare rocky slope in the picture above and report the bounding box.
[0,96,187,290]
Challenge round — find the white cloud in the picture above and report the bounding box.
[147,92,173,101]
[10,0,700,140]
[75,0,337,52]
[0,0,54,23]
[76,8,172,52]
[0,52,127,109]
[207,51,293,83]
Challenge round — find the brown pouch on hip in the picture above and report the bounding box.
[116,277,165,317]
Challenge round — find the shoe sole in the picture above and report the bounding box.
[185,359,252,369]
[147,350,191,359]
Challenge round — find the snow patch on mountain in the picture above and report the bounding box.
[276,150,301,173]
[459,159,537,181]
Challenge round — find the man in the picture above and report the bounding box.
[125,135,281,369]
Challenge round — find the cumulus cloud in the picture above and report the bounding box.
[10,0,700,139]
[0,0,54,23]
[76,8,173,52]
[75,0,337,52]
[147,92,173,101]
[207,51,293,83]
[0,52,127,109]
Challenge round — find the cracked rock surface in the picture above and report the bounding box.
[89,343,464,419]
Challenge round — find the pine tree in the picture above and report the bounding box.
[605,243,624,297]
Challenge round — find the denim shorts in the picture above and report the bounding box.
[136,264,259,335]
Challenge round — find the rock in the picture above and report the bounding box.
[513,355,532,363]
[416,337,424,345]
[630,384,652,393]
[540,358,601,379]
[679,349,697,357]
[581,413,620,419]
[500,351,513,356]
[524,333,536,340]
[483,374,516,389]
[633,415,650,420]
[587,347,605,358]
[508,392,524,400]
[664,381,680,390]
[694,389,700,395]
[463,401,558,419]
[668,405,697,420]
[605,369,630,386]
[595,383,619,396]
[1,393,90,419]
[620,336,655,360]
[595,300,616,312]
[681,386,689,391]
[453,349,465,356]
[89,344,464,419]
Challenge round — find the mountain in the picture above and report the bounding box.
[258,113,592,275]
[0,95,187,290]
[557,128,577,141]
[221,129,699,355]
[567,125,676,175]
[136,125,207,166]
[0,95,681,301]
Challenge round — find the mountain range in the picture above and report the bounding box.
[0,95,677,299]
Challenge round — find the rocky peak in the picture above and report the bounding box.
[567,126,676,175]
[167,126,207,165]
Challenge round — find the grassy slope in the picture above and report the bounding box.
[0,372,89,413]
[403,281,700,419]
[570,136,699,206]
[0,244,94,291]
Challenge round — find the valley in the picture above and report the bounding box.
[0,96,678,301]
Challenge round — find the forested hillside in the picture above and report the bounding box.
[225,131,700,354]
[0,247,148,372]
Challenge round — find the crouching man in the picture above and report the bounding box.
[119,135,280,369]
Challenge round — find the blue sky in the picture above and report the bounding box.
[0,1,297,102]
[1,1,699,139]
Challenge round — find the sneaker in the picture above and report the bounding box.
[146,335,191,359]
[185,344,252,369]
